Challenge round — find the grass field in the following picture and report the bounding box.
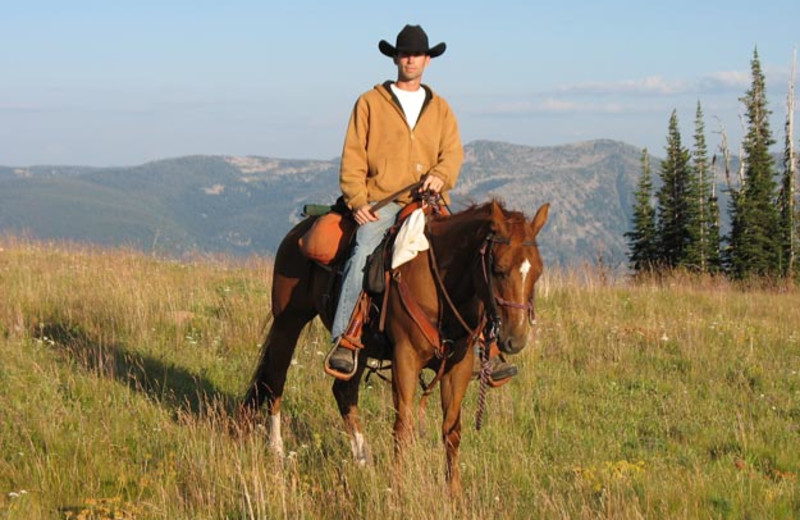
[1,237,798,519]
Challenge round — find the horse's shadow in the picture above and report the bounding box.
[35,321,237,419]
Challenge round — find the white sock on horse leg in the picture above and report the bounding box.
[268,413,284,457]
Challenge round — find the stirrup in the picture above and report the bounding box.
[324,336,361,381]
[488,373,514,388]
[487,356,518,388]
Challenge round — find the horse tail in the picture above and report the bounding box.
[242,328,274,410]
[242,308,315,412]
[242,215,322,413]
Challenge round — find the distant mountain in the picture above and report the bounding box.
[1,156,339,257]
[456,139,647,266]
[0,139,680,267]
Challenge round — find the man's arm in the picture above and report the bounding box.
[425,99,463,192]
[339,97,371,210]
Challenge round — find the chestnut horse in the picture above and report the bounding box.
[243,199,549,495]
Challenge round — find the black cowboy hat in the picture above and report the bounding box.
[379,25,446,58]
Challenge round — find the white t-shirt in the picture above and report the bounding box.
[390,83,426,129]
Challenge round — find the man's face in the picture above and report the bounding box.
[394,52,431,82]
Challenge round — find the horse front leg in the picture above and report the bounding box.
[440,349,475,498]
[332,356,369,465]
[391,348,422,487]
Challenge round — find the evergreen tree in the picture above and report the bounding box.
[625,148,658,272]
[726,49,782,278]
[690,101,722,272]
[656,110,695,269]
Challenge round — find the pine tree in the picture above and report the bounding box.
[656,110,695,269]
[690,101,722,272]
[727,48,782,278]
[625,148,658,272]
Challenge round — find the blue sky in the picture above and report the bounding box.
[2,0,798,166]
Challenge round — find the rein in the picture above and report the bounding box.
[446,231,541,429]
[390,197,540,431]
[425,227,539,430]
[475,234,538,430]
[370,180,424,213]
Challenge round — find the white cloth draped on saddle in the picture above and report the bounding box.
[391,208,429,269]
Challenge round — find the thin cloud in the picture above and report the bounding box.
[556,75,689,96]
[0,105,45,114]
[473,98,661,117]
[450,62,796,120]
[551,67,791,98]
[695,70,751,94]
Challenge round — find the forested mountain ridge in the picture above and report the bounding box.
[1,139,668,267]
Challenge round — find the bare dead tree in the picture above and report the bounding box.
[715,117,737,194]
[710,154,718,199]
[737,113,747,187]
[786,48,797,271]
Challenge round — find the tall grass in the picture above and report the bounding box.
[1,237,798,518]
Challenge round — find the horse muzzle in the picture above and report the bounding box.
[498,334,526,355]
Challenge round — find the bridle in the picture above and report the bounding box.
[478,233,538,344]
[379,191,545,430]
[408,214,541,431]
[474,231,540,430]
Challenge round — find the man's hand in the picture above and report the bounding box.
[421,175,444,194]
[353,204,378,225]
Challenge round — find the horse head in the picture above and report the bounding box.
[480,201,550,355]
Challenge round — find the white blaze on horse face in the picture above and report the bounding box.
[519,259,532,285]
[268,413,284,457]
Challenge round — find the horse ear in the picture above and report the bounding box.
[490,200,508,234]
[529,203,550,238]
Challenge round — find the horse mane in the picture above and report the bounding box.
[440,198,527,220]
[429,198,530,243]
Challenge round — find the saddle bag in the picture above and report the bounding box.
[298,211,356,265]
[364,233,392,295]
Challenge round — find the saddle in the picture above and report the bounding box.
[339,199,514,389]
[302,195,515,387]
[298,197,446,362]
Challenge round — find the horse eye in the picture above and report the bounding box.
[492,266,510,278]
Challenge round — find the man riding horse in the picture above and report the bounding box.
[325,24,517,381]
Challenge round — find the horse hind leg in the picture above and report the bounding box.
[242,311,313,456]
[332,356,370,465]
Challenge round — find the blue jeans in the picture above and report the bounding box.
[331,202,402,340]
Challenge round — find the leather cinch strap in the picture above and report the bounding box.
[393,271,442,352]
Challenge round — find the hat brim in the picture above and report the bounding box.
[379,40,446,58]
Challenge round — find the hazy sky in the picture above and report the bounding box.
[2,0,798,166]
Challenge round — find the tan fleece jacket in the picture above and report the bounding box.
[339,81,464,210]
